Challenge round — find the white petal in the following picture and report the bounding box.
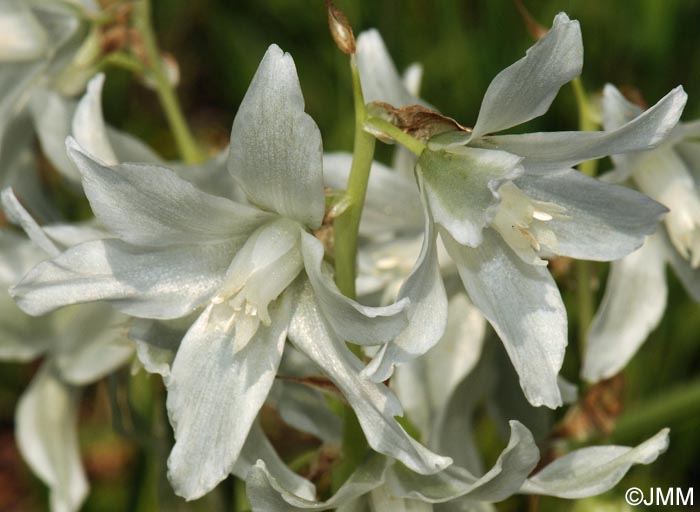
[301,232,409,345]
[443,229,566,408]
[275,381,342,443]
[166,296,290,500]
[72,74,118,165]
[515,169,667,261]
[478,86,687,173]
[288,280,452,475]
[602,83,643,132]
[386,421,539,503]
[130,318,185,379]
[67,138,270,246]
[246,455,389,511]
[0,2,48,60]
[470,13,582,140]
[363,207,447,382]
[53,304,133,385]
[0,231,51,360]
[233,421,315,501]
[583,234,668,383]
[419,146,523,247]
[16,363,88,512]
[229,44,324,228]
[356,29,422,107]
[1,187,60,256]
[666,228,700,301]
[12,238,237,319]
[29,88,81,182]
[322,152,423,237]
[520,429,670,498]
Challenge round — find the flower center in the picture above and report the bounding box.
[210,218,304,352]
[491,182,569,265]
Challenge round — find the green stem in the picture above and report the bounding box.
[134,0,205,164]
[610,378,700,444]
[365,117,426,157]
[333,55,376,299]
[330,54,372,491]
[571,77,600,354]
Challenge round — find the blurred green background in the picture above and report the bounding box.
[2,1,700,510]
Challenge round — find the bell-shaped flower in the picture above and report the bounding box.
[583,85,700,382]
[349,15,679,408]
[11,44,452,500]
[0,190,132,512]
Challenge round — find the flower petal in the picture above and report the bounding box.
[386,421,539,503]
[356,29,423,107]
[301,232,409,345]
[11,238,237,319]
[0,2,48,61]
[478,86,687,173]
[362,207,448,382]
[72,74,118,164]
[520,429,670,498]
[664,228,700,301]
[130,318,186,379]
[229,44,324,228]
[288,280,452,475]
[392,293,486,446]
[67,138,270,246]
[515,169,667,261]
[53,304,133,385]
[16,363,88,512]
[274,381,342,443]
[443,229,566,408]
[1,187,60,256]
[166,296,290,500]
[246,454,389,511]
[322,152,423,237]
[470,13,582,140]
[233,421,316,501]
[419,146,523,247]
[583,234,668,383]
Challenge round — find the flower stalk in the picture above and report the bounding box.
[133,0,205,164]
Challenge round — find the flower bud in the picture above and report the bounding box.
[326,0,356,55]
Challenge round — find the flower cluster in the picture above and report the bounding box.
[0,2,695,511]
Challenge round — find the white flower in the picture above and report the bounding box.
[11,45,453,500]
[0,190,132,512]
[583,85,700,382]
[350,14,682,408]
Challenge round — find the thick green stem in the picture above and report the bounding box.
[333,56,376,299]
[134,0,204,164]
[571,77,599,354]
[330,55,373,491]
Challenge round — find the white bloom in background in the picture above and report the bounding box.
[583,85,700,383]
[350,14,684,409]
[0,191,132,512]
[0,0,102,222]
[11,45,453,500]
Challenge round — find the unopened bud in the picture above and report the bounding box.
[326,0,355,55]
